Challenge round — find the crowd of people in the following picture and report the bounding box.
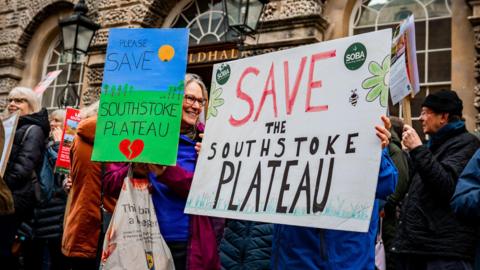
[0,73,479,270]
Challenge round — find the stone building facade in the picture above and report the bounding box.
[0,0,478,133]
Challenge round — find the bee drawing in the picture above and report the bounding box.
[349,89,359,106]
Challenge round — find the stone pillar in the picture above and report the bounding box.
[467,0,480,130]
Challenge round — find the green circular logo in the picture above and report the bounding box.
[216,64,231,85]
[344,43,367,70]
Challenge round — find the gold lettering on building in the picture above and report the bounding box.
[188,48,239,64]
[219,50,228,61]
[208,50,218,62]
[197,52,207,62]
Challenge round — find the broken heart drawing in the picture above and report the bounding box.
[119,139,144,160]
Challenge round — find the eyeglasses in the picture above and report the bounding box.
[8,98,27,104]
[184,94,206,106]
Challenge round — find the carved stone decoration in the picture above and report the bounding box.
[261,1,279,21]
[0,77,19,110]
[86,67,104,86]
[0,77,19,93]
[0,44,24,60]
[468,1,480,129]
[261,0,324,22]
[90,29,110,50]
[475,57,480,80]
[142,0,177,27]
[82,86,101,106]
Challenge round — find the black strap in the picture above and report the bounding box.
[100,162,106,224]
[96,162,107,270]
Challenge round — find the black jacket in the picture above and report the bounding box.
[31,141,68,239]
[5,109,50,217]
[392,123,480,259]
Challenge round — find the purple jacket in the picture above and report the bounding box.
[104,128,223,270]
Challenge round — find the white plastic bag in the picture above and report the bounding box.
[100,173,175,270]
[375,217,386,270]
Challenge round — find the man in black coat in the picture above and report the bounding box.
[393,89,480,269]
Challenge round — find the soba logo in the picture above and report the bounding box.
[344,42,367,71]
[216,64,231,85]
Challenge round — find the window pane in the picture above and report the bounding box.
[365,1,387,11]
[426,0,451,18]
[41,38,85,109]
[417,52,425,83]
[411,87,427,117]
[378,0,426,24]
[428,85,450,95]
[429,19,450,49]
[70,65,82,82]
[357,7,377,26]
[378,23,396,31]
[353,27,375,35]
[388,98,400,116]
[174,16,188,28]
[49,51,59,64]
[415,21,426,51]
[56,65,68,85]
[47,65,57,73]
[428,50,451,82]
[173,0,244,45]
[189,23,202,44]
[42,87,54,108]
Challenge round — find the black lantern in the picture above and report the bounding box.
[224,0,268,36]
[57,0,99,108]
[58,0,99,63]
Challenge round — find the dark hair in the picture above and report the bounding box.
[389,116,404,137]
[447,114,463,123]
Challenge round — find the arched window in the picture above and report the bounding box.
[351,0,452,138]
[167,0,233,45]
[41,38,85,109]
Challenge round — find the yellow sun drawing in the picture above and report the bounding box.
[158,45,175,62]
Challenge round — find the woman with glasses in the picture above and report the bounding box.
[0,87,50,269]
[104,73,223,270]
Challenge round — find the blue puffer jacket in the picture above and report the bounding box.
[451,149,480,219]
[271,149,398,270]
[451,149,480,270]
[220,220,273,270]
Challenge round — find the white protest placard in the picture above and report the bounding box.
[185,29,392,233]
[390,15,419,105]
[0,112,20,177]
[390,54,412,105]
[34,70,62,94]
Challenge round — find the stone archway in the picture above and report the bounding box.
[0,0,75,97]
[323,0,358,40]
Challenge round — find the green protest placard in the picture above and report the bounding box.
[92,28,189,165]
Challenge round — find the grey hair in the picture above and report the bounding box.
[185,73,208,100]
[7,87,41,113]
[49,109,66,123]
[79,100,99,120]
